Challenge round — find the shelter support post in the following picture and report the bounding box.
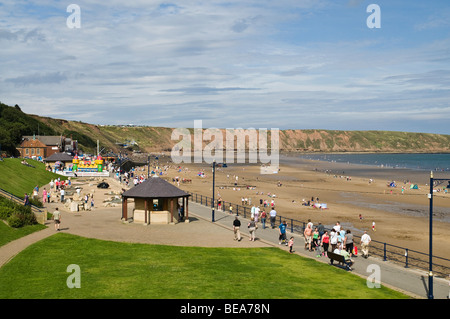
[185,196,189,222]
[122,197,128,221]
[144,198,148,225]
[170,198,174,223]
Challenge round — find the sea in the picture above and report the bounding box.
[279,152,450,223]
[293,153,450,172]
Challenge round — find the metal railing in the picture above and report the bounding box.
[187,191,450,278]
[0,187,44,214]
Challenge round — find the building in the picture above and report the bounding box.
[16,138,47,158]
[17,135,78,158]
[44,152,74,171]
[122,176,190,225]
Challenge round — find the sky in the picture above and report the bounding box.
[0,0,449,134]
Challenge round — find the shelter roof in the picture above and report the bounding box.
[122,176,190,198]
[44,152,74,162]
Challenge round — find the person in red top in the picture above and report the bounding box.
[321,230,330,257]
[260,210,267,229]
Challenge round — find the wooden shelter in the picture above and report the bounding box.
[121,176,190,225]
[44,152,74,171]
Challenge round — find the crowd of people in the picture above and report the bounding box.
[230,210,373,270]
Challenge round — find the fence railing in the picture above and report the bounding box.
[187,191,450,278]
[0,187,44,214]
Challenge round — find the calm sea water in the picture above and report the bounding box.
[296,153,450,172]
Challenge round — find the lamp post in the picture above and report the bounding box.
[428,172,450,300]
[428,171,434,300]
[212,159,216,222]
[147,154,150,179]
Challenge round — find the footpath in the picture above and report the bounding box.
[188,202,450,299]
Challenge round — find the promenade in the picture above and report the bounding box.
[189,202,450,299]
[0,182,449,299]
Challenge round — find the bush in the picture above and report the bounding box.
[7,213,24,228]
[7,210,37,228]
[0,205,15,220]
[0,197,37,227]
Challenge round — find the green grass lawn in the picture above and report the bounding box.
[0,233,409,299]
[0,158,65,199]
[0,221,47,247]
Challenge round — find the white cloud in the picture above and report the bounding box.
[0,0,449,134]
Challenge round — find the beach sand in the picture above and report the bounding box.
[144,153,449,268]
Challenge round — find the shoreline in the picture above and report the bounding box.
[279,154,449,185]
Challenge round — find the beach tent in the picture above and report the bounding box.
[389,182,396,187]
[410,184,419,189]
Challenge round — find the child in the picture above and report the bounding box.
[288,237,294,254]
[315,239,322,257]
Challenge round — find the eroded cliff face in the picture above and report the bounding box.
[32,115,450,154]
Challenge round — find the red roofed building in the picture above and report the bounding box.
[17,137,47,158]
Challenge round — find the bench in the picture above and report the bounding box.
[327,251,353,271]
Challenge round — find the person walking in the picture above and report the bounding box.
[233,216,241,241]
[60,187,65,203]
[269,207,277,229]
[42,188,47,203]
[317,222,325,239]
[288,237,294,254]
[304,224,313,251]
[279,220,288,245]
[361,231,372,258]
[248,217,256,241]
[260,210,267,229]
[52,207,61,231]
[344,229,354,257]
[23,193,30,206]
[321,230,329,257]
[330,228,338,252]
[312,227,320,251]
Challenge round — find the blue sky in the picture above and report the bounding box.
[0,0,449,134]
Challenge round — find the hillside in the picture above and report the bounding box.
[0,158,66,199]
[0,103,56,155]
[31,114,450,154]
[0,102,446,154]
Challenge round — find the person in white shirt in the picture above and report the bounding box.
[333,221,341,232]
[60,188,65,203]
[360,231,372,258]
[269,208,277,229]
[251,205,256,219]
[330,229,338,251]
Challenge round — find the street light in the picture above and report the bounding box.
[212,159,216,222]
[428,171,450,299]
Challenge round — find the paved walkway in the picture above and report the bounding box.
[1,192,449,299]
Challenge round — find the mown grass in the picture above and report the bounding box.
[0,221,46,247]
[0,233,410,299]
[0,158,65,199]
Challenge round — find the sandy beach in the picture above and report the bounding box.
[139,153,449,266]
